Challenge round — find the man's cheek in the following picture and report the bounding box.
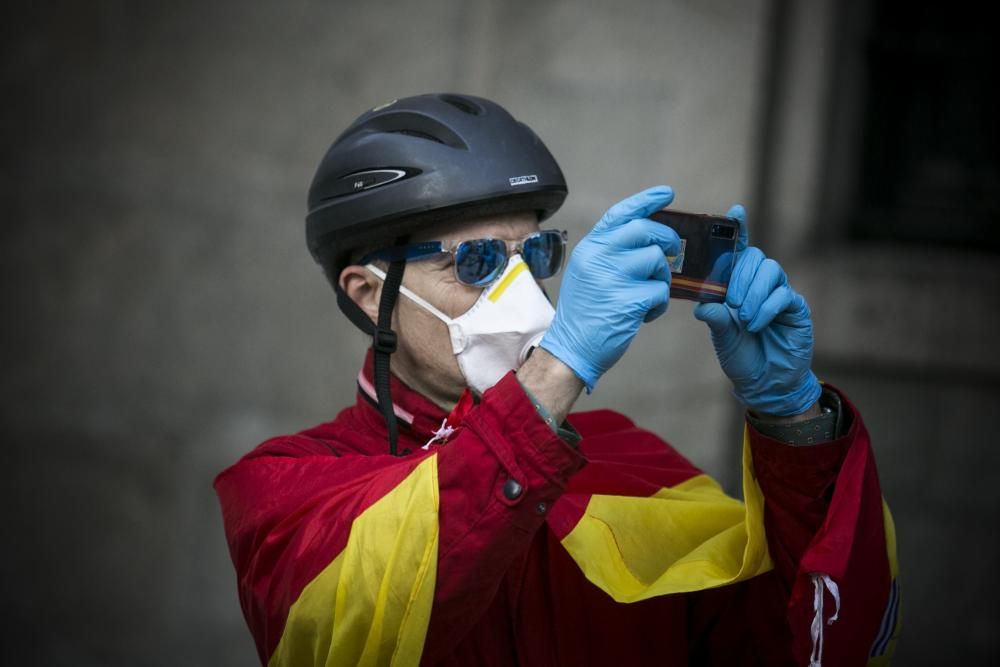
[448,286,484,318]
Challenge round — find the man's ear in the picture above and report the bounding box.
[339,265,382,324]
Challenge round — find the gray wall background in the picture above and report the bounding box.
[2,0,996,664]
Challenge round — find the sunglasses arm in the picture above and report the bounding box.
[359,242,446,265]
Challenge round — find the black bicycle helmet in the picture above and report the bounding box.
[307,93,567,277]
[305,93,568,455]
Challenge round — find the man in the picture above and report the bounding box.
[215,94,900,666]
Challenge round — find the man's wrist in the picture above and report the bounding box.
[751,401,823,424]
[748,388,843,446]
[537,333,601,393]
[518,379,583,446]
[739,372,823,421]
[516,347,584,426]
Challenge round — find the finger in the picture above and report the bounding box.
[638,280,671,323]
[606,218,682,255]
[747,284,795,332]
[726,204,748,253]
[594,186,675,232]
[645,301,667,322]
[725,246,765,309]
[616,244,671,283]
[773,289,812,328]
[739,258,787,325]
[693,302,737,336]
[636,244,672,283]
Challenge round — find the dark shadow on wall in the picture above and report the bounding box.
[751,0,1000,663]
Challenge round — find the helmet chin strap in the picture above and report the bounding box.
[336,258,407,456]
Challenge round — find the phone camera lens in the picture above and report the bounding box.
[710,224,736,240]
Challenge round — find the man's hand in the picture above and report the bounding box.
[693,205,822,418]
[539,186,681,392]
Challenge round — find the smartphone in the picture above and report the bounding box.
[649,209,739,303]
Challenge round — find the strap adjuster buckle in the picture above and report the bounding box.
[373,327,397,354]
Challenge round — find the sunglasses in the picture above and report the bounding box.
[360,229,568,287]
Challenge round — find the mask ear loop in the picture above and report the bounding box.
[366,264,453,323]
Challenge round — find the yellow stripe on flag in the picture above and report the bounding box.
[867,500,901,666]
[882,499,898,580]
[270,456,440,667]
[559,428,772,602]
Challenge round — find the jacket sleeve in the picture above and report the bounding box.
[689,384,900,665]
[213,371,585,667]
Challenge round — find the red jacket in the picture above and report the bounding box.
[215,351,899,666]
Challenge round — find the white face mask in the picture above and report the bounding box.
[367,254,555,395]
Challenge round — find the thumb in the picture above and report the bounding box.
[693,302,737,337]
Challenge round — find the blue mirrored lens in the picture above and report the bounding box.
[455,238,507,286]
[523,231,564,279]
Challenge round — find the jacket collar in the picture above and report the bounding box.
[355,347,452,446]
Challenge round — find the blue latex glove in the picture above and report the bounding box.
[693,205,822,416]
[540,186,681,392]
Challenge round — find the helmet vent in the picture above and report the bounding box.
[388,129,446,144]
[439,94,482,116]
